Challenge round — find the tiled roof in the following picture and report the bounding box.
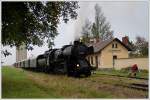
[88,38,132,53]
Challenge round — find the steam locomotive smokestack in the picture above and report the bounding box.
[74,37,83,45]
[74,40,80,45]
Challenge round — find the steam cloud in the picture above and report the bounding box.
[73,2,91,41]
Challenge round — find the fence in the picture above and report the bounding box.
[114,58,149,70]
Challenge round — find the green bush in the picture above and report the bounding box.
[139,69,148,73]
[120,66,131,73]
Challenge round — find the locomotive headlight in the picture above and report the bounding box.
[76,64,80,67]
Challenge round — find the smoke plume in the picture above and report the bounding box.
[73,2,91,40]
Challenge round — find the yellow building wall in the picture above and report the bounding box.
[86,40,129,69]
[100,41,129,68]
[114,58,149,70]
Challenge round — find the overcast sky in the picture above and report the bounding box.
[1,1,149,65]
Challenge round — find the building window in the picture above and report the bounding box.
[95,56,98,68]
[112,44,115,48]
[115,43,118,48]
[87,57,90,62]
[91,56,93,65]
[113,55,117,59]
[112,43,118,48]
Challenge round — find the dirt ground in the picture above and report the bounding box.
[26,69,148,98]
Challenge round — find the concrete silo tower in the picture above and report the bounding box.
[16,44,27,62]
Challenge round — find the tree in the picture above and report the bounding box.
[81,19,92,43]
[92,4,113,41]
[128,40,137,57]
[2,1,79,50]
[129,36,148,57]
[135,36,148,57]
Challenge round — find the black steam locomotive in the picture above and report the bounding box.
[14,41,94,77]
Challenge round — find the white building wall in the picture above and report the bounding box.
[16,44,27,62]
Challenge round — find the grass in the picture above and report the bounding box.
[2,66,57,98]
[95,69,148,79]
[2,66,148,98]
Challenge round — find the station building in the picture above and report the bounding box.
[87,36,132,69]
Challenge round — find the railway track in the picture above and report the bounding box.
[95,73,148,80]
[92,73,148,91]
[127,83,148,91]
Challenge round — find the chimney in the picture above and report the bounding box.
[89,38,95,44]
[96,37,103,43]
[89,37,102,44]
[122,36,129,46]
[96,38,100,43]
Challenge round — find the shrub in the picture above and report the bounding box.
[120,66,131,73]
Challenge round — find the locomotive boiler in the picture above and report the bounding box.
[14,40,94,77]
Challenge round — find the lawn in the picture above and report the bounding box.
[2,66,58,98]
[2,66,148,98]
[95,69,148,79]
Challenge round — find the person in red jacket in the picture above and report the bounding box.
[129,64,139,77]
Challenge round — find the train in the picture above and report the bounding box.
[14,40,94,77]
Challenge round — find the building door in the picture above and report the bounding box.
[95,56,98,68]
[113,55,117,68]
